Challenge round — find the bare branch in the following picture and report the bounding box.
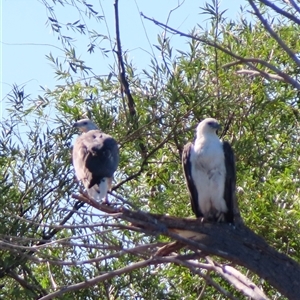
[205,257,269,300]
[8,269,46,298]
[259,0,300,25]
[69,193,300,300]
[289,0,300,14]
[236,69,285,81]
[249,0,300,67]
[47,262,58,291]
[38,257,159,300]
[155,256,239,300]
[114,0,136,117]
[141,13,300,90]
[21,242,162,266]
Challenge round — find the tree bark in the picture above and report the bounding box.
[74,195,300,299]
[122,210,300,299]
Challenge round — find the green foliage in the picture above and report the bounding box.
[1,0,300,298]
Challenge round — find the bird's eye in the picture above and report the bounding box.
[83,122,88,125]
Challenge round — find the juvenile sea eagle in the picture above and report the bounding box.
[72,119,119,202]
[182,118,236,223]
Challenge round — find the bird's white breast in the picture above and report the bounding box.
[190,135,227,217]
[192,136,224,170]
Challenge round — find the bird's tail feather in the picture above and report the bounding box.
[87,180,108,202]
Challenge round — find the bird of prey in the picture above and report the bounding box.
[182,118,236,223]
[72,119,119,202]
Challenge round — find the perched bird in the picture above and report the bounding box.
[182,118,236,223]
[72,119,119,202]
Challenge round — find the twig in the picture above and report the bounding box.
[236,69,285,81]
[258,0,300,25]
[114,0,136,117]
[248,0,300,67]
[38,257,160,300]
[8,270,43,298]
[289,0,300,14]
[141,13,300,90]
[42,200,85,240]
[155,256,239,300]
[47,261,58,291]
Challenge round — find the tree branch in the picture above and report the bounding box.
[114,0,148,159]
[289,0,300,14]
[141,13,300,90]
[8,269,45,298]
[259,0,300,26]
[70,194,300,300]
[156,255,269,300]
[249,0,300,67]
[235,69,285,82]
[114,0,136,117]
[155,255,239,300]
[38,257,159,300]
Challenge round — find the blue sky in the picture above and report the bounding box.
[1,0,246,120]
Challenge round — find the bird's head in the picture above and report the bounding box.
[73,119,98,133]
[196,118,221,137]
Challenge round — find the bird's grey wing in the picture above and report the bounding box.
[84,131,119,188]
[222,141,236,223]
[182,142,203,218]
[72,137,90,186]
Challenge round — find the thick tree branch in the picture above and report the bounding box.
[71,194,300,300]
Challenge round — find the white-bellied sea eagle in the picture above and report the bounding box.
[72,119,119,202]
[182,118,236,222]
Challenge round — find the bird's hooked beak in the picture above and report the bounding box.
[209,122,221,131]
[72,122,84,132]
[216,123,222,131]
